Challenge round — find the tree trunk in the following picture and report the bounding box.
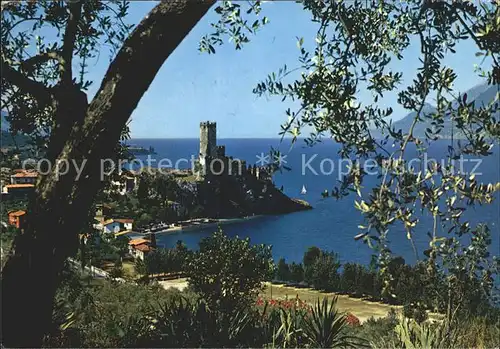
[1,1,214,346]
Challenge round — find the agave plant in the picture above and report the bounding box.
[153,296,199,346]
[394,316,448,349]
[260,297,309,348]
[271,307,305,348]
[302,297,365,348]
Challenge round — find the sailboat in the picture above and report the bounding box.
[301,185,307,195]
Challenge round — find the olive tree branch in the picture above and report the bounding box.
[399,20,430,159]
[20,52,63,72]
[444,3,499,67]
[60,0,83,85]
[1,60,53,102]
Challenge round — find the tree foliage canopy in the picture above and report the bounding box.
[186,229,274,313]
[251,0,499,305]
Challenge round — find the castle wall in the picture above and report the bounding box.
[216,145,225,158]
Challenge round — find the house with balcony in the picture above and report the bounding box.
[10,170,38,185]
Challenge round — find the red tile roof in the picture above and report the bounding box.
[134,244,153,252]
[11,171,38,178]
[8,210,26,217]
[5,184,35,189]
[128,238,149,246]
[115,218,134,224]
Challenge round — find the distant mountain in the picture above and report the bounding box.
[379,83,498,139]
[389,103,437,138]
[0,110,32,147]
[1,130,31,147]
[469,84,498,109]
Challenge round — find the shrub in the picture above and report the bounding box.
[289,262,305,283]
[109,264,124,279]
[308,251,341,291]
[186,229,274,313]
[275,257,291,281]
[403,302,428,324]
[346,313,361,327]
[341,263,366,296]
[350,310,399,348]
[151,296,262,347]
[303,246,321,268]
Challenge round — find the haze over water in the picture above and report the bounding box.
[129,138,500,265]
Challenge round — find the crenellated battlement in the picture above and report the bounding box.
[200,121,216,128]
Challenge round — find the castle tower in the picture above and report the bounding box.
[199,121,217,167]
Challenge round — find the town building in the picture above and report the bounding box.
[128,238,154,260]
[95,218,134,234]
[110,170,137,195]
[132,244,154,260]
[3,184,35,199]
[10,170,38,185]
[114,218,134,230]
[8,210,26,229]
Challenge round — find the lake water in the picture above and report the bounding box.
[128,138,500,265]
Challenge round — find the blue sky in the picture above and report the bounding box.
[30,2,496,138]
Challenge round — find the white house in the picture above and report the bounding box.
[128,238,154,260]
[114,218,134,231]
[96,218,134,234]
[102,219,121,234]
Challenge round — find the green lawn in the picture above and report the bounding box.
[99,259,137,280]
[122,260,136,279]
